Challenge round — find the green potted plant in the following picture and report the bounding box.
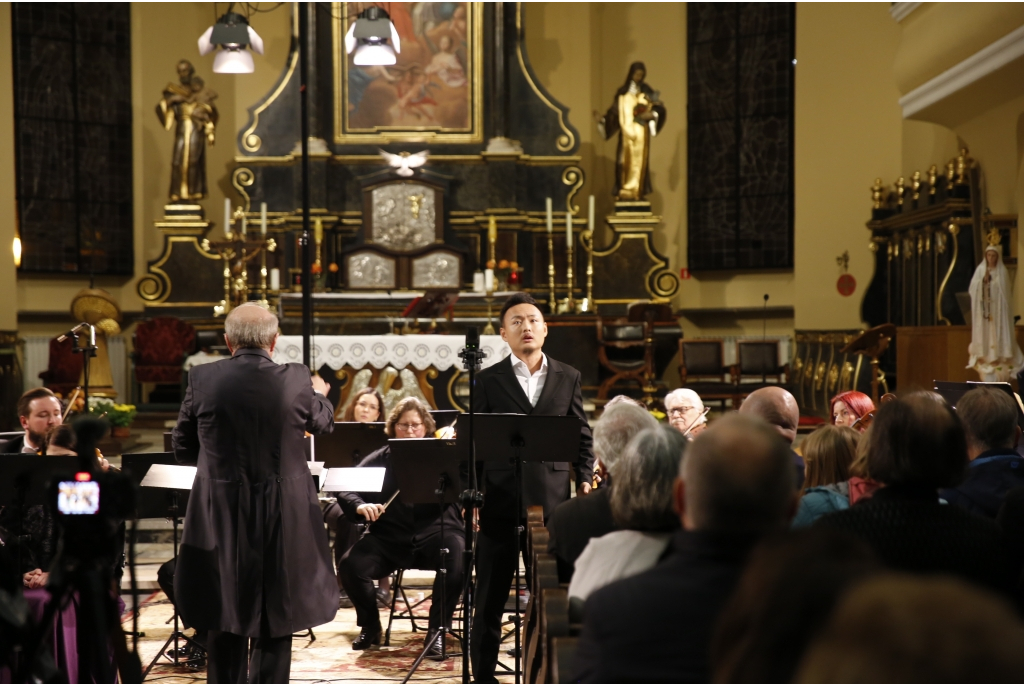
[90,399,138,438]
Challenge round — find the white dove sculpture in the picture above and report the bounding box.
[378,149,429,177]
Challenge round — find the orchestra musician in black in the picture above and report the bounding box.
[336,397,465,660]
[470,292,596,681]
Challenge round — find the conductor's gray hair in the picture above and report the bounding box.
[224,302,279,350]
[593,402,659,476]
[610,426,686,532]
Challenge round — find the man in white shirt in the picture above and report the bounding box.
[470,292,595,681]
[1,388,63,454]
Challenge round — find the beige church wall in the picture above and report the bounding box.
[0,5,17,331]
[7,2,292,330]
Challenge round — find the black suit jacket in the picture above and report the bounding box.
[172,347,337,638]
[547,485,616,583]
[0,435,27,454]
[473,354,594,522]
[572,529,760,683]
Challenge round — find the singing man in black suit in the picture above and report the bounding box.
[470,292,595,681]
[172,303,338,683]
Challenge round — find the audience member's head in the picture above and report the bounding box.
[738,387,799,444]
[385,396,435,439]
[830,390,874,430]
[17,387,62,450]
[678,413,797,533]
[44,423,77,456]
[592,401,658,478]
[865,391,967,489]
[610,426,685,532]
[665,388,707,437]
[711,527,880,683]
[801,425,858,491]
[604,394,645,409]
[955,386,1021,459]
[795,574,1024,682]
[344,387,385,423]
[224,302,279,352]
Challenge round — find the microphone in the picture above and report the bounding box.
[465,326,479,349]
[58,322,95,347]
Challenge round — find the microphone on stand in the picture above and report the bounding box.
[762,294,769,384]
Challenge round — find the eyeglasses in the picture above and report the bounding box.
[667,406,698,418]
[396,422,424,431]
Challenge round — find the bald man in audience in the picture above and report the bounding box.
[571,414,798,683]
[739,386,804,487]
[547,402,658,582]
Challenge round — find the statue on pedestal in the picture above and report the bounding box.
[968,240,1024,381]
[598,61,666,201]
[156,60,219,202]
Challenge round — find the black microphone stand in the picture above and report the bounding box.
[66,323,97,410]
[457,328,486,684]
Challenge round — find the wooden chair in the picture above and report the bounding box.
[596,301,677,405]
[133,316,196,403]
[525,553,559,683]
[38,336,83,397]
[550,636,579,684]
[539,588,570,684]
[734,340,789,403]
[678,339,736,408]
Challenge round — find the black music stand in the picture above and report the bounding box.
[472,414,584,683]
[0,456,81,577]
[121,452,192,520]
[315,422,388,469]
[388,438,466,681]
[138,463,198,680]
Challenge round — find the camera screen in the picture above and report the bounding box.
[57,480,100,515]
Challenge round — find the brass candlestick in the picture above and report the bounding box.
[547,230,556,313]
[203,230,276,316]
[579,229,596,313]
[557,238,580,314]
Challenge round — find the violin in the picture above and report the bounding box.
[850,393,897,430]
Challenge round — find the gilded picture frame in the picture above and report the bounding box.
[333,2,484,145]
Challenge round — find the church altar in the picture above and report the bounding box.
[273,334,510,372]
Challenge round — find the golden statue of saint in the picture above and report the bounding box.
[598,62,666,201]
[156,60,218,202]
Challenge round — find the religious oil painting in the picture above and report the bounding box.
[334,2,484,144]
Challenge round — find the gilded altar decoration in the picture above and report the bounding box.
[334,2,483,144]
[371,183,437,250]
[156,60,219,202]
[598,62,666,201]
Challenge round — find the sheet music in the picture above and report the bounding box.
[322,467,386,493]
[141,463,197,490]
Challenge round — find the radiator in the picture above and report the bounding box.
[22,335,129,401]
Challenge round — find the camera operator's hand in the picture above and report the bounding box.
[356,503,385,521]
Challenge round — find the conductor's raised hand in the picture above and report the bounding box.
[356,503,385,521]
[311,374,330,396]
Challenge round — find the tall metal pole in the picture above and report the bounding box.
[299,2,313,368]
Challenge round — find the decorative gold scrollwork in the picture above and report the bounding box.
[826,364,839,392]
[649,269,680,299]
[232,168,255,212]
[136,272,169,302]
[936,222,960,325]
[561,166,584,215]
[840,361,854,390]
[813,362,827,391]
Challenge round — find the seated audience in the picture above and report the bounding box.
[665,388,707,438]
[547,401,657,582]
[796,575,1024,682]
[711,527,880,683]
[569,425,684,602]
[940,386,1024,519]
[830,390,874,431]
[571,413,797,683]
[337,397,464,659]
[792,425,858,527]
[739,386,804,487]
[1,387,63,454]
[325,387,389,608]
[817,392,1014,595]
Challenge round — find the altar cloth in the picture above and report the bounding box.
[273,334,511,372]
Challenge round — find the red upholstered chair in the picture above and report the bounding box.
[133,317,196,402]
[39,336,83,397]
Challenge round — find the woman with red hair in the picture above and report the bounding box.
[831,391,875,431]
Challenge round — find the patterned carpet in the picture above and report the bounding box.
[131,589,518,683]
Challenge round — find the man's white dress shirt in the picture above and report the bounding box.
[510,352,548,407]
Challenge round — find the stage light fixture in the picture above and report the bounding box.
[198,11,264,74]
[344,6,400,66]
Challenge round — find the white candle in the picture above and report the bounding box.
[260,202,267,235]
[566,211,573,245]
[241,212,247,237]
[270,268,280,291]
[546,197,553,234]
[224,198,231,237]
[485,268,495,293]
[473,271,485,293]
[588,195,595,233]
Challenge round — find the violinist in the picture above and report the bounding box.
[831,390,875,432]
[336,397,465,660]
